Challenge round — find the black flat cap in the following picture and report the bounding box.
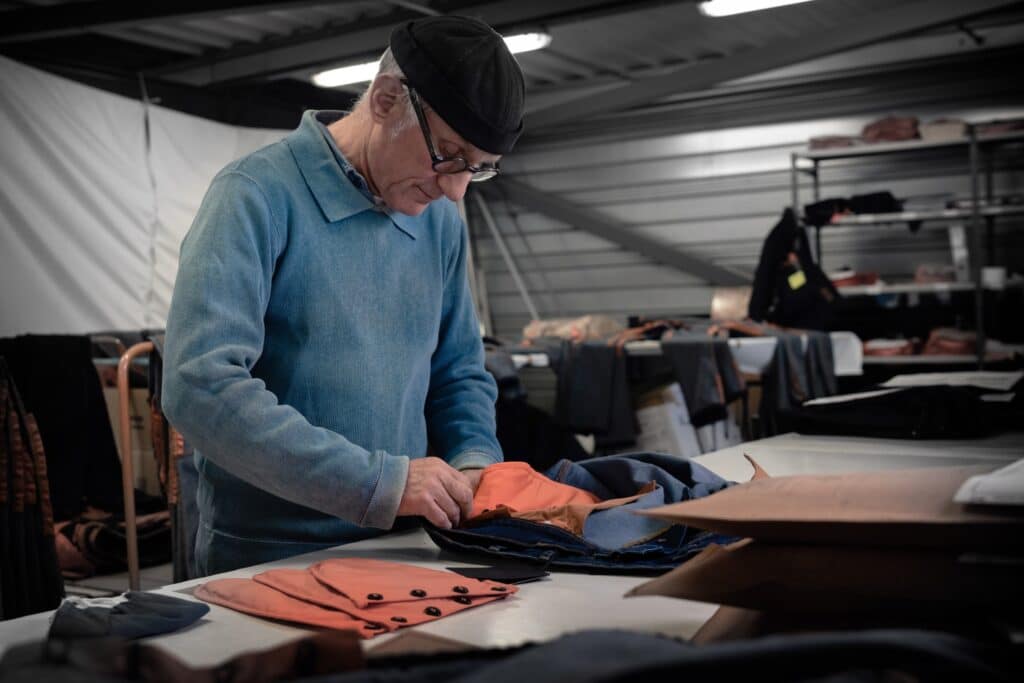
[390,15,526,155]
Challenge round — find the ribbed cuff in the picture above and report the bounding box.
[448,450,501,472]
[359,452,410,529]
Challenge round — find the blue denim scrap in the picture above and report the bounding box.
[426,452,737,572]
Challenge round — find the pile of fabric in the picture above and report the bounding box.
[427,454,735,572]
[194,558,517,638]
[0,357,64,619]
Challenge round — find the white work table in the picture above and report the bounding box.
[1,431,1021,663]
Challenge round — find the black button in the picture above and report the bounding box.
[363,622,384,631]
[454,596,472,605]
[410,589,427,598]
[390,616,408,623]
[490,586,507,592]
[366,593,383,601]
[424,606,442,617]
[453,585,469,594]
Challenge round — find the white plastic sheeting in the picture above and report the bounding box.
[0,56,286,336]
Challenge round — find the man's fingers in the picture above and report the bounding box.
[433,489,462,528]
[425,498,453,529]
[444,471,474,518]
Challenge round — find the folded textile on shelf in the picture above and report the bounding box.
[862,338,915,356]
[862,115,919,142]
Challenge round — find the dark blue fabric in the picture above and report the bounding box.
[175,455,199,582]
[48,592,209,640]
[426,453,735,572]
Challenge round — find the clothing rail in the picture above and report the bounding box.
[117,341,154,591]
[503,332,863,376]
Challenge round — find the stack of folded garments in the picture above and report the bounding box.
[862,338,916,356]
[194,558,518,638]
[629,464,1024,622]
[427,456,737,572]
[862,115,919,142]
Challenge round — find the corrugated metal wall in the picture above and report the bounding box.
[469,50,1024,340]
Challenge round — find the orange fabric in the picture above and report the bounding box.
[470,461,600,518]
[194,579,371,635]
[309,558,513,607]
[508,483,656,535]
[194,558,517,639]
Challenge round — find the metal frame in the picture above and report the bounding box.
[527,0,1021,131]
[149,0,654,85]
[487,176,748,286]
[117,341,153,592]
[0,1,349,43]
[790,128,1024,369]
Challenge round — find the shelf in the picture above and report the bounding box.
[797,130,1024,161]
[863,354,1011,365]
[837,281,975,296]
[816,204,1024,227]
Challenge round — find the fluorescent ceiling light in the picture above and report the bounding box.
[699,0,816,17]
[502,31,552,55]
[312,31,551,88]
[312,60,381,88]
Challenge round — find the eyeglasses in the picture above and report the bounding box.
[405,83,500,183]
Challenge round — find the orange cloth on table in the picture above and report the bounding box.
[193,558,517,639]
[470,461,601,518]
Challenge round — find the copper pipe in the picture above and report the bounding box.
[118,341,153,592]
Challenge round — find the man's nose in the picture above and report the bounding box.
[438,172,472,202]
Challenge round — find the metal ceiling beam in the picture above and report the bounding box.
[527,0,1024,130]
[150,0,669,86]
[0,1,365,44]
[484,177,748,286]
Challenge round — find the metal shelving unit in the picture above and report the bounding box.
[791,127,1024,368]
[836,281,975,296]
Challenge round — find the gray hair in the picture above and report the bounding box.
[355,47,418,138]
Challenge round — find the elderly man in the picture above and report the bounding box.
[162,16,525,575]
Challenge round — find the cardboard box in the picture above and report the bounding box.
[637,465,1024,551]
[627,538,1022,614]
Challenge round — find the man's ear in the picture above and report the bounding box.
[367,74,404,125]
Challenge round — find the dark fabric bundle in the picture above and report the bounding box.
[779,385,996,439]
[759,332,837,437]
[1,356,65,620]
[49,592,209,640]
[426,452,734,572]
[748,209,837,330]
[54,506,171,580]
[0,335,124,520]
[804,191,903,227]
[551,341,636,449]
[1,628,1019,683]
[660,334,747,428]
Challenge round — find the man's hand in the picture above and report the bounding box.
[397,458,473,529]
[462,467,484,493]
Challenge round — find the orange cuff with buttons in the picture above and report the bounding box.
[193,558,517,638]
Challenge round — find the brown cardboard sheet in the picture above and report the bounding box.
[636,465,1024,550]
[627,538,1024,614]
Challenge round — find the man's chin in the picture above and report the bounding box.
[388,198,430,217]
